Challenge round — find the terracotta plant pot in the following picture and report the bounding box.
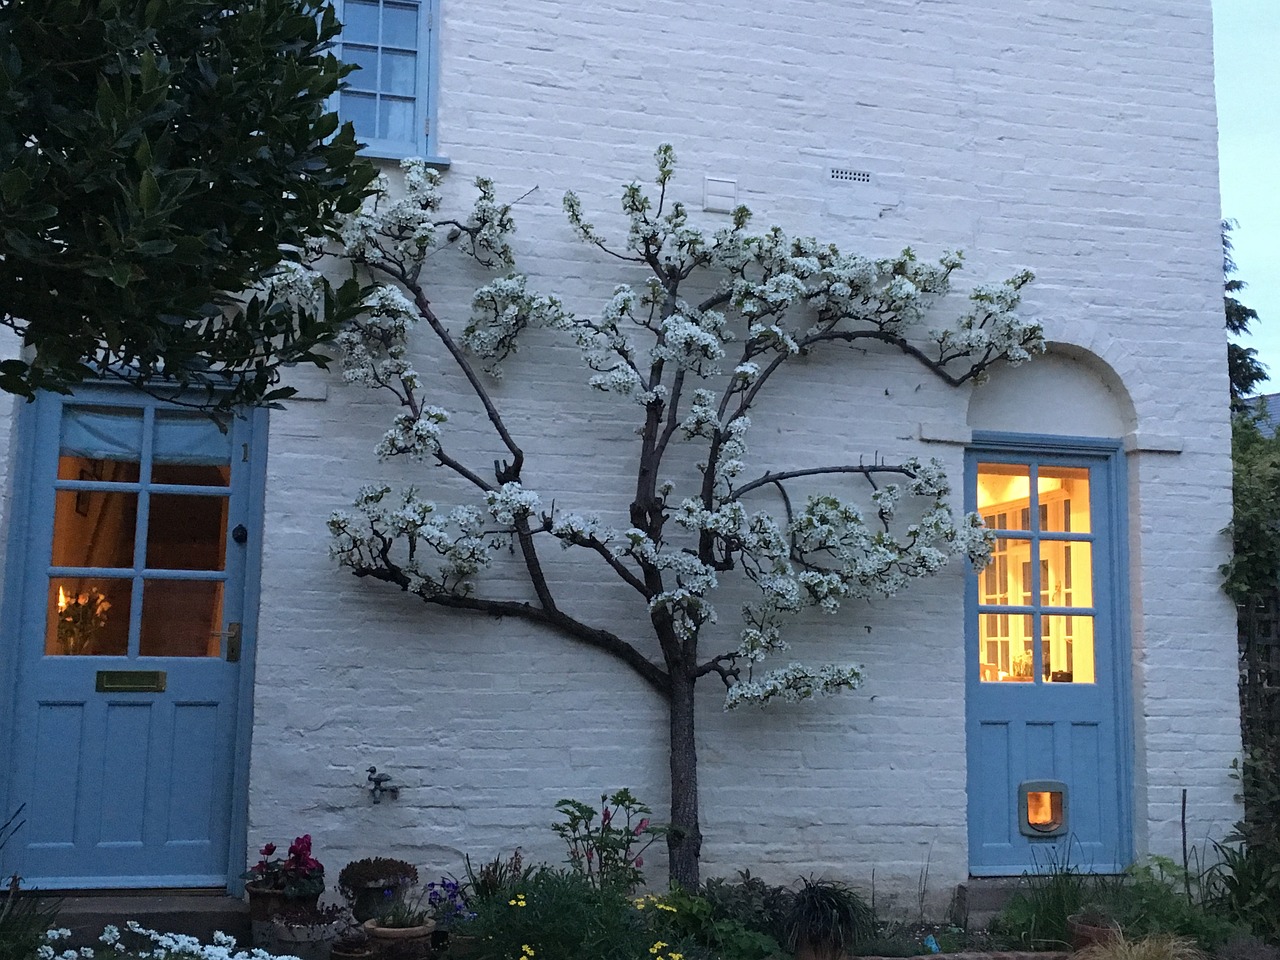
[1066,914,1121,951]
[245,882,321,921]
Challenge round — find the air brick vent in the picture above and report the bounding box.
[829,167,873,184]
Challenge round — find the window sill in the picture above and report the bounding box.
[362,149,451,169]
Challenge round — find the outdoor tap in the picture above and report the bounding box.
[366,766,399,803]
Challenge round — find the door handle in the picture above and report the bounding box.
[213,623,242,662]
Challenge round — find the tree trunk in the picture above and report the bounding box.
[667,672,702,889]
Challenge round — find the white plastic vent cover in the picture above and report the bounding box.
[829,167,873,184]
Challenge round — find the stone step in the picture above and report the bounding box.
[39,891,250,951]
[951,878,1026,930]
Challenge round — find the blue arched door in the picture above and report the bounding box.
[965,436,1132,875]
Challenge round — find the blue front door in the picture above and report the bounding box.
[965,439,1132,875]
[1,393,264,888]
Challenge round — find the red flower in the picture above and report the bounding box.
[260,843,277,856]
[288,835,312,859]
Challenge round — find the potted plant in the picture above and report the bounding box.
[1066,905,1121,951]
[363,892,436,952]
[783,876,875,960]
[425,876,475,952]
[329,919,379,960]
[268,903,347,960]
[242,834,326,943]
[338,857,420,922]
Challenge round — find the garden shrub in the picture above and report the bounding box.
[991,856,1245,951]
[643,888,783,960]
[1212,738,1280,944]
[462,867,697,960]
[698,870,792,944]
[0,807,60,960]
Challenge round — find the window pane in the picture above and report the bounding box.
[1039,467,1090,533]
[145,495,228,571]
[45,578,131,656]
[345,45,380,91]
[1042,540,1093,608]
[382,1,419,43]
[139,581,224,657]
[378,97,415,143]
[977,463,1031,530]
[52,490,137,568]
[340,91,377,139]
[1044,615,1095,683]
[151,412,231,486]
[343,0,380,45]
[58,408,143,481]
[381,50,417,93]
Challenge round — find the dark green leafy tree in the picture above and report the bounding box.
[1224,219,1267,407]
[0,0,376,408]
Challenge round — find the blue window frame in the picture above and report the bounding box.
[335,0,442,161]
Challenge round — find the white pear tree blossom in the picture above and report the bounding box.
[319,147,1044,888]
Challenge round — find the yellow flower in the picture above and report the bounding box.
[670,954,683,960]
[649,942,668,955]
[521,946,535,957]
[633,897,647,909]
[656,902,677,913]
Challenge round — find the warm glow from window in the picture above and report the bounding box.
[977,462,1095,684]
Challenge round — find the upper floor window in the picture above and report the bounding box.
[335,0,438,160]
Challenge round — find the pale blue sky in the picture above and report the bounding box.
[1215,0,1280,390]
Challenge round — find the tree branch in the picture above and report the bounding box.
[350,565,671,696]
[731,463,915,501]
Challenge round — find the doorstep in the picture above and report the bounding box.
[44,891,250,950]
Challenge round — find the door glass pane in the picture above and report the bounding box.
[977,463,1032,530]
[57,407,143,481]
[979,615,1034,682]
[145,495,228,571]
[1041,540,1093,607]
[52,490,138,568]
[980,538,1030,604]
[151,412,232,487]
[45,578,132,656]
[1039,467,1091,533]
[139,581,224,657]
[1043,615,1095,683]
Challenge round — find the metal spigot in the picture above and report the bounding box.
[366,766,398,803]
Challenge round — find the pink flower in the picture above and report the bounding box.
[601,809,612,825]
[288,835,312,859]
[260,843,276,856]
[633,818,650,835]
[634,856,643,868]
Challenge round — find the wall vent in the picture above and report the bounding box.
[829,167,873,184]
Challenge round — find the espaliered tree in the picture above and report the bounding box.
[320,147,1044,888]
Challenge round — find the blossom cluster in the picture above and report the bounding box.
[38,924,299,960]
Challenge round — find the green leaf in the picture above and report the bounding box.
[138,169,160,213]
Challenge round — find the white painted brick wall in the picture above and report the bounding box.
[0,0,1239,912]
[246,0,1238,910]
